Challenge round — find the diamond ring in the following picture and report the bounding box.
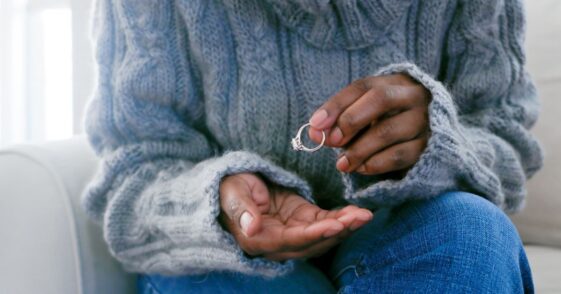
[291,123,326,153]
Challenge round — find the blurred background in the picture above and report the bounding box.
[0,0,93,146]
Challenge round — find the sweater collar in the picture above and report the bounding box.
[265,0,413,50]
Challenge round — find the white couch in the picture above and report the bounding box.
[1,1,560,293]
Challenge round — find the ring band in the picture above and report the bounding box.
[291,123,326,153]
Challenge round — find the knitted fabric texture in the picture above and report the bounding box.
[83,0,544,277]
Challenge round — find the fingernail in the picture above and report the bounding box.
[309,109,328,128]
[357,211,373,221]
[323,227,342,238]
[329,127,343,145]
[240,211,253,236]
[336,156,350,172]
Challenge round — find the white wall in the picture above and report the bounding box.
[71,0,95,134]
[0,0,94,146]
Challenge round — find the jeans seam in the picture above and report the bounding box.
[333,264,358,281]
[143,276,164,294]
[192,273,210,284]
[333,254,368,287]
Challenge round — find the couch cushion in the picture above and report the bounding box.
[0,137,137,294]
[524,245,561,293]
[522,1,561,82]
[509,1,561,249]
[511,80,561,247]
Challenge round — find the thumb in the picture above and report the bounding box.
[219,175,264,238]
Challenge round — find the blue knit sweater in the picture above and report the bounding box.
[83,0,544,277]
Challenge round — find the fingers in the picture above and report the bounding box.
[309,80,368,130]
[238,218,343,256]
[220,178,376,259]
[273,206,372,252]
[219,174,267,238]
[262,234,343,261]
[327,84,427,147]
[241,205,373,255]
[355,135,429,175]
[308,205,373,235]
[336,107,428,172]
[308,74,431,173]
[262,205,374,261]
[335,206,374,231]
[308,74,429,140]
[236,173,270,214]
[285,218,345,246]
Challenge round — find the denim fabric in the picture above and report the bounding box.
[137,261,336,294]
[329,191,533,293]
[137,191,533,293]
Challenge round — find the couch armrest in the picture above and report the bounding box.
[0,136,136,294]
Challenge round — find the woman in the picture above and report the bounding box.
[83,0,543,292]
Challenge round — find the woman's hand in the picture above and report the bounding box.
[219,173,373,261]
[308,74,431,176]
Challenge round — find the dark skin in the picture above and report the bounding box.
[219,173,373,261]
[219,74,431,261]
[309,73,431,176]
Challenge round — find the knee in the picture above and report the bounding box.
[413,191,522,250]
[333,192,530,293]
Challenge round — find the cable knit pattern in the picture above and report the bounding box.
[83,0,544,277]
[265,0,414,49]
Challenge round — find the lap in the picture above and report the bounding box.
[329,191,531,293]
[137,260,336,294]
[138,191,531,293]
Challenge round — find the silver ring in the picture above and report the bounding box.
[291,123,326,153]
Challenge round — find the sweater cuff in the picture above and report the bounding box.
[337,63,498,208]
[101,150,314,277]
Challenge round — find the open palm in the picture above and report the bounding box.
[219,173,373,261]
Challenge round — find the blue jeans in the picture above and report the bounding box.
[137,191,534,293]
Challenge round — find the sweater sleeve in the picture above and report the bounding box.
[338,0,544,213]
[82,0,313,277]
